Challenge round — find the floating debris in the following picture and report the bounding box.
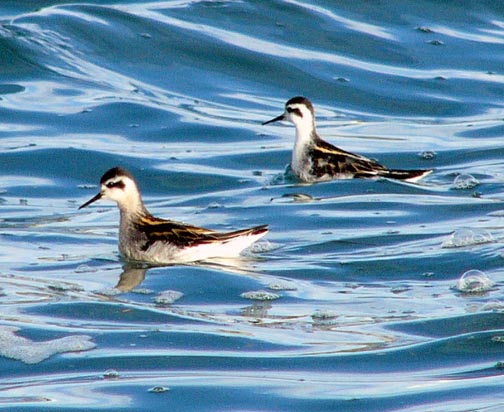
[453,269,494,294]
[154,290,183,305]
[0,326,95,364]
[240,290,280,301]
[206,202,222,209]
[391,286,410,294]
[452,174,479,190]
[148,386,170,393]
[416,26,434,33]
[442,228,493,248]
[282,193,315,202]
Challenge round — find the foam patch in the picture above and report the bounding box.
[0,326,95,364]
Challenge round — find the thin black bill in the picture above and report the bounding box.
[79,192,103,209]
[262,113,286,125]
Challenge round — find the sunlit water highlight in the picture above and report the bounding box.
[1,1,504,411]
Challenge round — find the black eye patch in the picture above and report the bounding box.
[106,180,125,189]
[287,107,302,117]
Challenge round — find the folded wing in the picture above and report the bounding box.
[136,215,268,250]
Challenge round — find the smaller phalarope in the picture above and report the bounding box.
[263,96,432,183]
[79,167,268,264]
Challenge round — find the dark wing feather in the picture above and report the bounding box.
[309,138,387,179]
[136,215,268,250]
[136,215,217,249]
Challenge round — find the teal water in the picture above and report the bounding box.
[1,1,504,410]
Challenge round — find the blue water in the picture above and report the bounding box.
[1,1,504,410]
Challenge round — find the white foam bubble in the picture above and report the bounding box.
[418,150,437,160]
[452,174,479,190]
[453,269,495,293]
[311,310,339,327]
[154,290,183,305]
[247,240,277,254]
[240,290,280,301]
[0,326,95,364]
[267,281,297,291]
[74,264,97,273]
[442,228,493,248]
[103,369,120,378]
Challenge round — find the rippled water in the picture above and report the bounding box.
[1,1,504,410]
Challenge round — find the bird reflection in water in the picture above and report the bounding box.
[114,256,265,293]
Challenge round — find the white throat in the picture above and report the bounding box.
[291,117,317,175]
[118,190,144,217]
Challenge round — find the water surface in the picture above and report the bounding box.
[1,1,504,410]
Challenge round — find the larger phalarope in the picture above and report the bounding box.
[263,96,432,183]
[79,167,268,264]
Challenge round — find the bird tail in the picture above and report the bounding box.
[211,224,268,242]
[252,224,269,236]
[207,225,268,258]
[380,168,433,183]
[233,224,269,238]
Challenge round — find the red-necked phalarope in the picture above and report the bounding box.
[79,167,268,264]
[263,96,432,183]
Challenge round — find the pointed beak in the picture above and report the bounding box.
[79,192,103,209]
[262,113,286,125]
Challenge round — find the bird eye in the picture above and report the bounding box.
[287,107,302,117]
[106,180,125,189]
